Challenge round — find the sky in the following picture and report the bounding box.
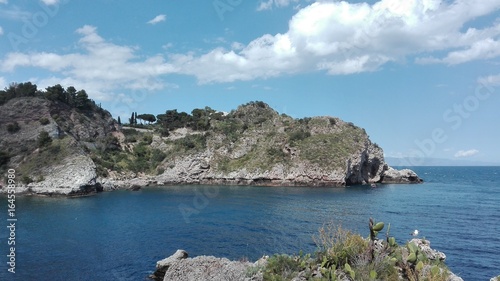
[0,0,499,164]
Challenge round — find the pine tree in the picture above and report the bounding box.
[117,116,121,125]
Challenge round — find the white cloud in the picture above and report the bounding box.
[162,43,174,50]
[257,0,300,11]
[2,0,500,88]
[0,26,3,36]
[147,14,166,25]
[40,0,59,5]
[454,149,479,158]
[0,25,177,101]
[172,0,500,83]
[417,38,500,65]
[478,73,500,86]
[0,0,7,4]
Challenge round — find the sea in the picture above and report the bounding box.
[0,166,499,281]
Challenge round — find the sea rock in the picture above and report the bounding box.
[380,166,423,184]
[344,143,385,185]
[152,250,252,281]
[151,249,188,281]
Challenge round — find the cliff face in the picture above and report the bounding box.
[0,97,116,195]
[1,99,420,195]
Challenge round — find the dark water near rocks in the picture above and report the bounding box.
[1,166,499,281]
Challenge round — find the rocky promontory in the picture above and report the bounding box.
[151,237,464,281]
[0,83,421,195]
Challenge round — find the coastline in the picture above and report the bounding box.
[0,165,422,197]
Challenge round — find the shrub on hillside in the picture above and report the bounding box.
[39,117,50,125]
[7,122,21,133]
[37,131,52,148]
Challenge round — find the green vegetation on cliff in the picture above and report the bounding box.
[2,82,388,187]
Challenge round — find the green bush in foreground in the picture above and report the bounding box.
[260,218,453,281]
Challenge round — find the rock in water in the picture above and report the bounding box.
[380,167,423,184]
[151,249,188,281]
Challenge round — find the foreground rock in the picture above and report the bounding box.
[152,240,464,281]
[151,249,189,281]
[151,250,255,281]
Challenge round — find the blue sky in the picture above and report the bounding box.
[1,0,500,164]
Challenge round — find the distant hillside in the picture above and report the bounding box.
[0,83,421,195]
[385,157,500,167]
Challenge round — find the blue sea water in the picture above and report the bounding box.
[0,166,499,281]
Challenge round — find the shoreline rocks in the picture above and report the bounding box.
[151,242,464,281]
[151,250,258,281]
[0,164,422,196]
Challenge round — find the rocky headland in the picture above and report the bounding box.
[0,83,421,196]
[150,236,465,281]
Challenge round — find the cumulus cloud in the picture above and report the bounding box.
[257,0,300,11]
[417,38,500,65]
[454,149,479,158]
[147,14,166,25]
[172,0,500,83]
[2,0,500,87]
[0,25,177,100]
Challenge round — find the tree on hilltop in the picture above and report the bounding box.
[74,90,91,110]
[137,114,156,124]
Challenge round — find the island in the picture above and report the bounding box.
[0,82,421,196]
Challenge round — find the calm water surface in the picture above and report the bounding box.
[0,166,499,280]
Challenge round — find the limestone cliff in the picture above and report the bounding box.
[0,96,115,195]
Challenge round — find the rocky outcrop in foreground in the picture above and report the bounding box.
[151,239,463,281]
[150,250,254,281]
